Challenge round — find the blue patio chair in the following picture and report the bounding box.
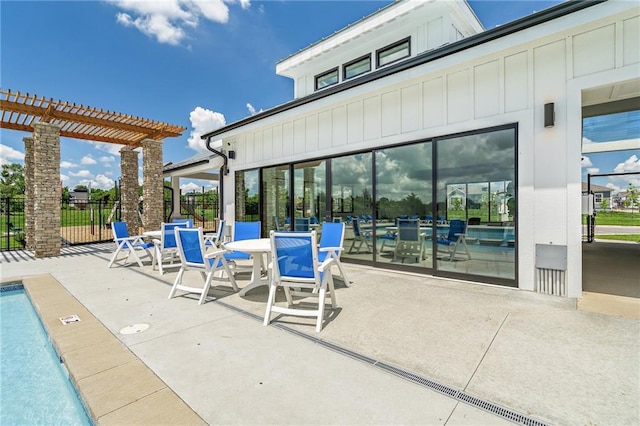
[223,221,261,266]
[378,219,397,253]
[172,218,194,227]
[348,219,372,253]
[169,227,238,305]
[436,219,471,261]
[294,217,310,231]
[310,216,319,225]
[394,219,425,263]
[318,222,350,286]
[108,221,154,268]
[264,230,338,332]
[151,222,190,275]
[204,219,225,249]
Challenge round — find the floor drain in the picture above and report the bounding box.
[119,323,149,335]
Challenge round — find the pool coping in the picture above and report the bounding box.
[1,274,206,425]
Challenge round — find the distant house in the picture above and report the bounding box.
[582,183,613,210]
[70,188,89,210]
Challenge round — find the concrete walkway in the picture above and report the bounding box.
[1,244,638,425]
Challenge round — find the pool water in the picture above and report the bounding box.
[0,285,92,425]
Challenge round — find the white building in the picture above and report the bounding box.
[199,0,640,298]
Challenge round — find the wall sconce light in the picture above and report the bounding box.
[228,150,236,159]
[544,103,555,128]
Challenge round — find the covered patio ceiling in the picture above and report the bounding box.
[0,89,186,147]
[163,150,223,181]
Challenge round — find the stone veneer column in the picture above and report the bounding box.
[142,138,164,231]
[32,122,61,258]
[23,136,35,250]
[120,148,140,234]
[234,171,245,222]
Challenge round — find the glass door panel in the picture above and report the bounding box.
[435,128,516,281]
[261,165,290,235]
[235,169,259,222]
[332,153,373,262]
[293,160,326,231]
[375,142,432,268]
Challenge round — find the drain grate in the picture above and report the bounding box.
[214,300,549,426]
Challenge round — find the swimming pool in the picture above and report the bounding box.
[0,284,92,425]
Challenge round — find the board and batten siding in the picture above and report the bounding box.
[225,5,638,296]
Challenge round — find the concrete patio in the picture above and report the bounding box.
[1,243,638,425]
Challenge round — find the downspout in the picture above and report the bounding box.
[205,137,228,220]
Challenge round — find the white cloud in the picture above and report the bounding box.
[180,181,202,192]
[60,173,70,185]
[613,154,640,174]
[581,155,592,167]
[95,142,127,156]
[246,102,262,116]
[187,106,226,152]
[69,170,93,178]
[109,0,249,46]
[586,167,599,175]
[95,174,116,189]
[0,144,24,165]
[81,155,97,165]
[99,155,116,168]
[61,161,78,169]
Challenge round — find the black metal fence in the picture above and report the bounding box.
[0,195,220,251]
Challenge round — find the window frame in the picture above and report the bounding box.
[314,67,339,91]
[376,37,411,68]
[342,54,372,81]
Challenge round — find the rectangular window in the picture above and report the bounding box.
[315,68,338,91]
[343,55,371,80]
[376,37,410,68]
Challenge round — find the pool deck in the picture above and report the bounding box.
[1,243,639,425]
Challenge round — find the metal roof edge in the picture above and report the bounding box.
[202,0,605,140]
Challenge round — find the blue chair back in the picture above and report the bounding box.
[216,219,226,241]
[319,222,344,249]
[112,221,130,240]
[172,218,194,228]
[398,219,420,242]
[162,222,188,249]
[295,217,310,231]
[272,231,317,279]
[332,217,342,223]
[310,217,319,225]
[447,219,466,241]
[175,227,205,266]
[352,219,363,237]
[233,221,260,241]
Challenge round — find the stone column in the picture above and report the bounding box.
[171,176,181,219]
[32,122,61,258]
[142,138,164,231]
[23,136,35,250]
[120,148,140,234]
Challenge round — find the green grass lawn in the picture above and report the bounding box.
[586,211,640,226]
[595,234,640,242]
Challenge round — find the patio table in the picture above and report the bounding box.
[219,238,271,296]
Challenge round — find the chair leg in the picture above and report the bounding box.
[108,242,125,268]
[199,272,214,305]
[168,267,184,299]
[334,260,350,287]
[263,281,278,326]
[327,275,337,309]
[315,287,327,332]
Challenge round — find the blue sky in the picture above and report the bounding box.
[1,0,638,193]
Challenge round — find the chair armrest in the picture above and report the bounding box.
[205,249,228,258]
[319,246,343,254]
[318,257,336,273]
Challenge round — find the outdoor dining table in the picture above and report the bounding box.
[218,238,271,297]
[142,230,162,239]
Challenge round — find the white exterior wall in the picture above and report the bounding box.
[221,2,639,296]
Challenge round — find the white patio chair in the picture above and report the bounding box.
[107,221,153,268]
[264,230,337,332]
[317,222,350,286]
[169,227,238,305]
[152,222,189,275]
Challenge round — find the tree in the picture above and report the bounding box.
[625,183,638,216]
[599,197,609,211]
[0,163,25,197]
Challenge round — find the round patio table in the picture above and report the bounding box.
[220,238,271,296]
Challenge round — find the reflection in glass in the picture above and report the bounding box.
[293,160,326,228]
[375,142,432,268]
[261,165,290,235]
[332,153,373,262]
[435,128,516,281]
[235,169,259,222]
